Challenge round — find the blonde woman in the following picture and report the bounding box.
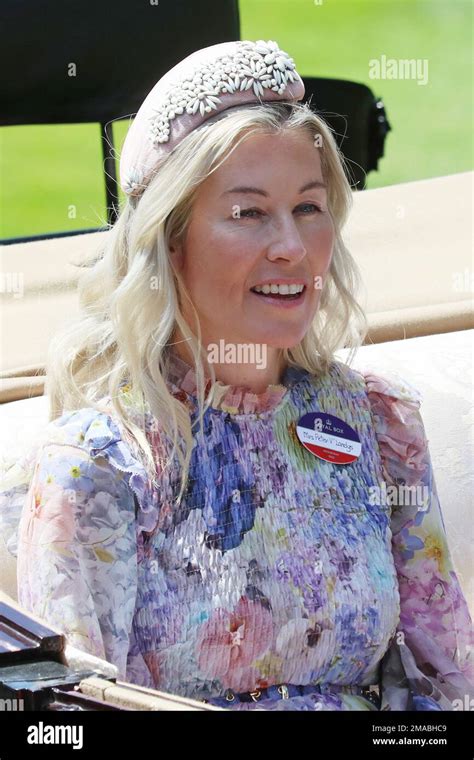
[1,40,472,711]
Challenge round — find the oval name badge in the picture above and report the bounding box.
[296,412,361,465]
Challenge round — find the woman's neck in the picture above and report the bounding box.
[167,334,288,393]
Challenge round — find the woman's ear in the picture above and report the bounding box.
[169,236,184,271]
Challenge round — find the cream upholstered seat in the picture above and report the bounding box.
[339,329,474,618]
[0,330,472,618]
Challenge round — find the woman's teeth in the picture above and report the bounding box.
[251,283,305,295]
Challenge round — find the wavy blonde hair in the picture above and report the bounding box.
[46,101,368,505]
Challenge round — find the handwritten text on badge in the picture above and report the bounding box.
[296,412,361,465]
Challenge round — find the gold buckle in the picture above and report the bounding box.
[277,684,289,700]
[250,689,261,702]
[225,689,236,702]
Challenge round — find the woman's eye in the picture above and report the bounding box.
[238,204,322,219]
[298,203,323,213]
[239,208,262,218]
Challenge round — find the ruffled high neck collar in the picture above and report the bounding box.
[164,350,308,415]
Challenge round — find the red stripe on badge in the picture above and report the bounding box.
[305,443,358,464]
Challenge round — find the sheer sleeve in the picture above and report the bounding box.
[363,370,474,711]
[14,408,143,679]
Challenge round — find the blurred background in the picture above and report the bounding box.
[0,0,472,238]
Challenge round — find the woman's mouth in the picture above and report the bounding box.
[250,283,306,308]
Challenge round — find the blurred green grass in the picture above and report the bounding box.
[0,0,472,238]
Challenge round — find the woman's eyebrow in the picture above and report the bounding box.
[221,179,327,197]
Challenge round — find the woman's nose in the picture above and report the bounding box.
[266,215,307,262]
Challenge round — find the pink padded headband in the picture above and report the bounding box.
[119,39,305,196]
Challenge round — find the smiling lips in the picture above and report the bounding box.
[250,281,307,306]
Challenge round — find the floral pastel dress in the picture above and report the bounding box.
[1,352,472,711]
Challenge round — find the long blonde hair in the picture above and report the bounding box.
[46,101,368,504]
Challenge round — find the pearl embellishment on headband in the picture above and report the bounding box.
[120,39,305,197]
[148,40,298,147]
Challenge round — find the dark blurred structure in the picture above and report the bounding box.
[0,600,220,711]
[0,0,390,243]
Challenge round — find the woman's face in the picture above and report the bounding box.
[170,130,335,352]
